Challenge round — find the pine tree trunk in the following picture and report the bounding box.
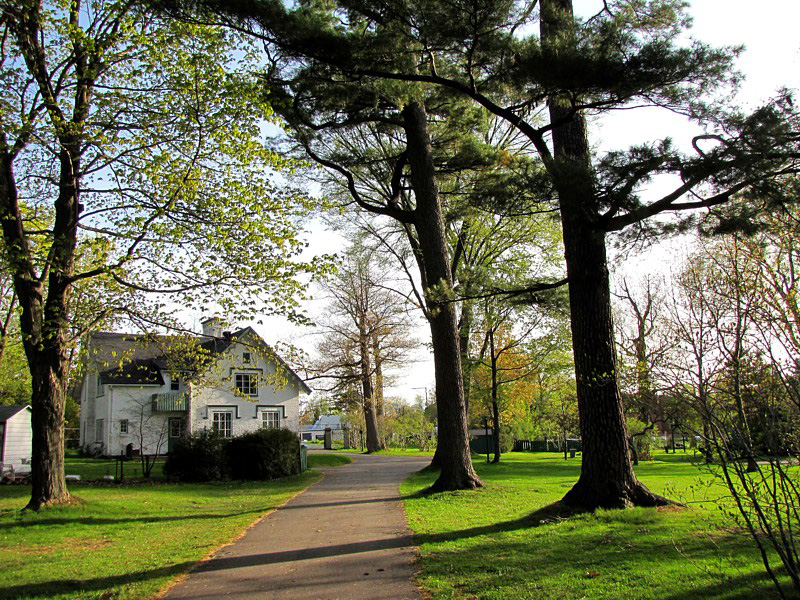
[459,300,474,419]
[490,325,501,463]
[491,400,501,464]
[403,102,481,490]
[542,0,668,509]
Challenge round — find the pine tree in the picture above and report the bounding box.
[171,0,800,507]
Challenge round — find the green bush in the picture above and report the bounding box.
[164,430,228,482]
[226,428,301,480]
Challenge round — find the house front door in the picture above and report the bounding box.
[167,418,185,453]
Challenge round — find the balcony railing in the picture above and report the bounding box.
[152,392,188,412]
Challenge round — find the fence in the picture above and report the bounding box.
[513,439,582,453]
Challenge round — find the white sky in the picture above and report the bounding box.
[248,0,800,406]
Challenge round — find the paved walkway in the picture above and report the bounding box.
[165,453,429,599]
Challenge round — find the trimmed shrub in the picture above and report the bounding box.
[226,428,301,480]
[164,429,228,482]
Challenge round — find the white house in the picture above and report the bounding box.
[301,414,344,442]
[78,319,311,457]
[0,405,32,474]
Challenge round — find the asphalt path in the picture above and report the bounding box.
[164,453,430,599]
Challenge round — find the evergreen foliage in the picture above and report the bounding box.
[227,429,302,480]
[163,0,800,509]
[164,430,228,482]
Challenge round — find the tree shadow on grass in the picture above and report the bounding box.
[413,512,780,599]
[413,501,587,545]
[0,562,195,600]
[0,509,266,530]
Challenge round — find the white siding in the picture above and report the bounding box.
[110,385,171,456]
[189,336,301,436]
[81,330,305,456]
[1,409,32,470]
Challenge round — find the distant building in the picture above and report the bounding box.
[78,319,311,457]
[0,405,32,474]
[302,414,344,442]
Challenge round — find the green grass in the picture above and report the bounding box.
[0,472,321,599]
[374,447,436,457]
[306,453,352,467]
[402,451,791,599]
[63,454,166,481]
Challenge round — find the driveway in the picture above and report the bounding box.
[164,453,430,599]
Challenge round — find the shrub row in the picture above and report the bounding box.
[164,428,301,482]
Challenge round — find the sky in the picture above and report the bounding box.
[247,0,800,406]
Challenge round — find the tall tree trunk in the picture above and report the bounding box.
[372,332,385,417]
[489,325,501,463]
[1,142,76,510]
[27,344,70,509]
[404,102,481,491]
[359,318,381,453]
[459,299,474,419]
[542,0,666,509]
[371,334,386,449]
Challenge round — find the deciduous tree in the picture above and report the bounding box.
[0,0,320,509]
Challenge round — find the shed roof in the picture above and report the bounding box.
[0,405,30,423]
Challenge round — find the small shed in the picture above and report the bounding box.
[0,405,32,473]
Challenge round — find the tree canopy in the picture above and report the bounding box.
[163,0,800,508]
[0,0,326,509]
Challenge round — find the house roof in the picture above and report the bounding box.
[87,327,311,393]
[305,414,343,431]
[0,405,30,423]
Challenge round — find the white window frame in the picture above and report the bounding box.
[95,419,104,443]
[212,411,233,438]
[119,419,128,434]
[235,372,258,396]
[169,417,184,439]
[261,411,280,430]
[95,374,103,397]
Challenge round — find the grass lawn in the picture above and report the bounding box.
[374,447,436,457]
[62,454,166,481]
[402,451,791,599]
[305,441,435,457]
[0,452,352,600]
[306,453,353,467]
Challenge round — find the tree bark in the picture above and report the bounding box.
[403,102,481,490]
[489,324,501,463]
[459,300,474,419]
[542,0,667,509]
[359,316,382,453]
[372,332,385,417]
[1,141,74,510]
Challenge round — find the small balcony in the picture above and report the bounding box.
[152,392,189,412]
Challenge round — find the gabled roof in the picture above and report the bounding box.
[0,405,30,423]
[86,327,311,393]
[305,414,343,431]
[234,327,312,395]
